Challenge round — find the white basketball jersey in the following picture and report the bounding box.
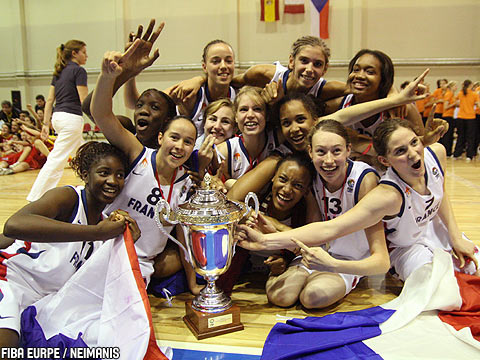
[339,94,385,138]
[226,129,280,179]
[381,147,445,249]
[182,84,236,136]
[0,186,102,295]
[105,147,193,281]
[312,160,379,260]
[271,61,327,97]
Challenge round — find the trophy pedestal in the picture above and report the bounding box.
[183,301,244,340]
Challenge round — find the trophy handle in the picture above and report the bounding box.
[154,199,194,266]
[244,192,259,217]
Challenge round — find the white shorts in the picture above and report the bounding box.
[390,233,479,281]
[0,276,43,334]
[290,256,362,296]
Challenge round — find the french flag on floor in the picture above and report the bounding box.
[261,250,480,359]
[20,229,171,360]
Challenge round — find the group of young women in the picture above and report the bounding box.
[1,18,478,351]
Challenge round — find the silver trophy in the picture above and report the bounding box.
[155,174,259,314]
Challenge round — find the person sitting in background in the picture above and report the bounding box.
[0,101,21,126]
[35,94,46,112]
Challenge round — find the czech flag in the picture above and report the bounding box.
[260,0,280,22]
[310,0,329,39]
[20,229,171,360]
[261,250,480,359]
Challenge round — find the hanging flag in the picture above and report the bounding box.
[20,229,171,360]
[260,0,280,22]
[310,0,329,39]
[261,250,480,359]
[284,0,305,14]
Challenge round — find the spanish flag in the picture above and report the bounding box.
[260,0,280,22]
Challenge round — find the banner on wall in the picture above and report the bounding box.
[260,0,280,22]
[310,0,329,39]
[284,0,305,14]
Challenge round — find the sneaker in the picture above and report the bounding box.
[0,168,13,175]
[466,157,472,162]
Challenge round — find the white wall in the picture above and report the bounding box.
[1,0,479,117]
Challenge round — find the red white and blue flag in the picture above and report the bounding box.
[261,250,480,359]
[310,0,329,39]
[20,229,171,360]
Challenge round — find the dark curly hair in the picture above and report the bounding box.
[70,141,129,180]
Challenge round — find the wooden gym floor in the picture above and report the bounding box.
[1,158,479,357]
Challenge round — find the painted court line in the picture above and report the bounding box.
[447,173,480,192]
[157,340,262,356]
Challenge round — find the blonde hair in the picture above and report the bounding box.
[233,86,265,113]
[291,36,330,65]
[54,40,86,76]
[447,81,457,90]
[204,98,234,119]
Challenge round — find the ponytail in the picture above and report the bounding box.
[53,40,86,77]
[462,80,472,96]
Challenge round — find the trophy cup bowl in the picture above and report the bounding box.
[155,174,258,339]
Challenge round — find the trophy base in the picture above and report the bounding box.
[183,300,244,340]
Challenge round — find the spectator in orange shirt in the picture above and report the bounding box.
[422,84,434,125]
[453,80,480,161]
[474,82,480,154]
[440,81,457,156]
[432,78,447,117]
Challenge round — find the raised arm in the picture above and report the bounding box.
[83,19,164,117]
[26,104,41,126]
[3,187,126,243]
[323,69,430,127]
[90,45,144,162]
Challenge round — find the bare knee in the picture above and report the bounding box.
[300,281,345,309]
[266,270,307,307]
[267,285,299,307]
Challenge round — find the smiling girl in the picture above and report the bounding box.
[237,118,478,283]
[216,86,281,181]
[324,49,424,145]
[264,120,387,309]
[128,39,236,137]
[91,43,201,293]
[228,73,432,202]
[0,141,135,348]
[172,36,346,105]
